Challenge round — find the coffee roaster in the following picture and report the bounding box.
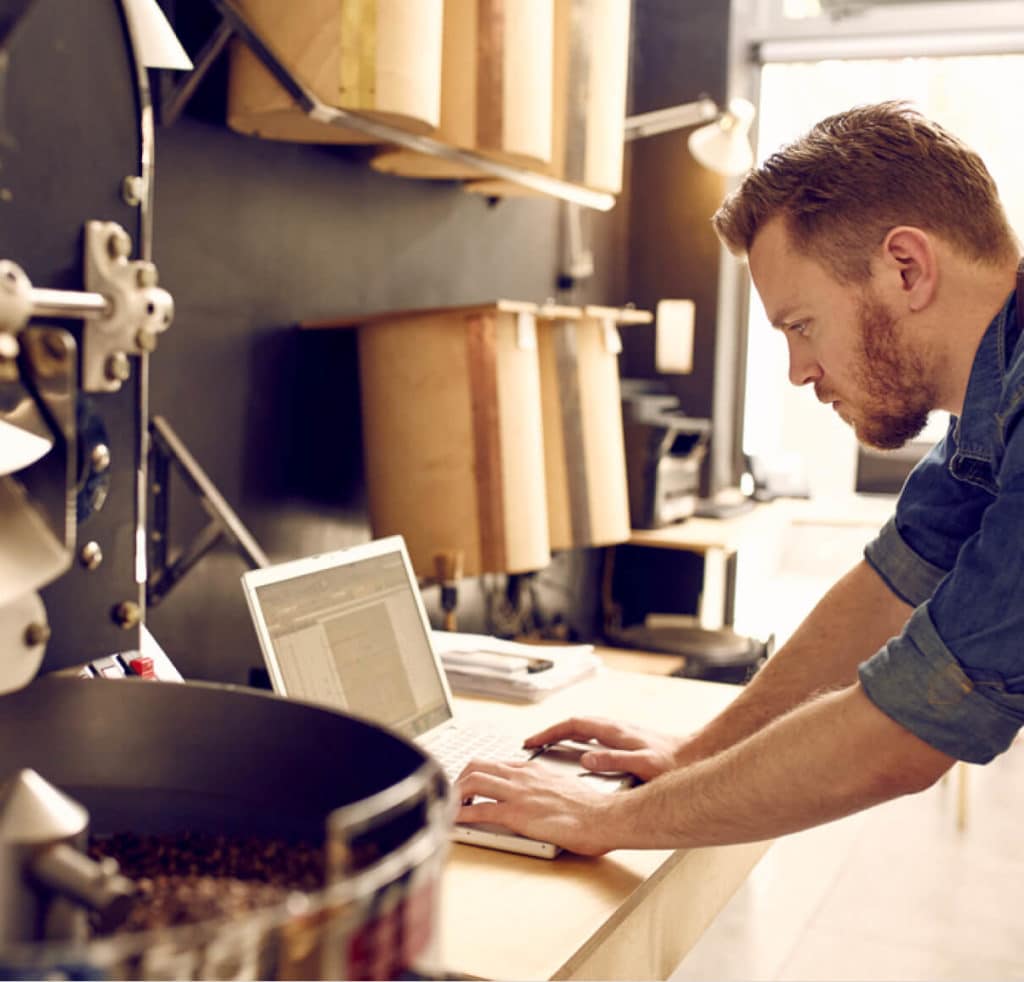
[0,3,450,977]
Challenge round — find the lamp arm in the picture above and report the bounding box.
[623,98,720,142]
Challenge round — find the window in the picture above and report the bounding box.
[741,50,1024,498]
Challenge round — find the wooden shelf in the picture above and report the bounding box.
[627,501,792,555]
[197,0,617,211]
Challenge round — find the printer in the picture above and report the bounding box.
[620,380,710,529]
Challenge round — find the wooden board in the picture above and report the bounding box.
[576,311,631,545]
[356,305,550,577]
[226,0,443,144]
[369,0,554,178]
[538,314,577,549]
[463,0,632,196]
[536,306,637,550]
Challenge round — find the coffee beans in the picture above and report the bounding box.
[88,832,325,934]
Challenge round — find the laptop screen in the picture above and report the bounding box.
[243,538,453,740]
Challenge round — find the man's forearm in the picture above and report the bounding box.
[610,683,953,850]
[677,559,912,766]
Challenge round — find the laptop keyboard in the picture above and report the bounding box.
[421,725,533,781]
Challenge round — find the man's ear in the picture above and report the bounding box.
[879,226,937,312]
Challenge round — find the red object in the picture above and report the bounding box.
[129,656,155,679]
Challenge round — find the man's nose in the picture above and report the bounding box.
[787,340,821,387]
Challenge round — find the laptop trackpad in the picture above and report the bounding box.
[532,741,637,793]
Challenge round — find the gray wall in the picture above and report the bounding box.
[143,0,732,684]
[621,0,732,496]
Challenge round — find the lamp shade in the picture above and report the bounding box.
[687,98,755,176]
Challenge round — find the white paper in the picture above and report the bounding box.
[433,631,600,703]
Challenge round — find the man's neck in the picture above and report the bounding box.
[931,254,1019,416]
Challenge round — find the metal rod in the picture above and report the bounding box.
[207,0,617,212]
[160,17,234,127]
[623,99,719,142]
[30,288,110,319]
[150,415,269,569]
[148,520,224,606]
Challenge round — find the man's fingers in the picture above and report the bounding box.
[579,749,659,783]
[524,717,639,750]
[455,764,523,804]
[456,798,506,825]
[580,749,638,773]
[455,757,528,784]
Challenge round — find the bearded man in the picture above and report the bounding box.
[456,102,1024,856]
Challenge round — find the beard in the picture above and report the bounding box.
[844,295,935,451]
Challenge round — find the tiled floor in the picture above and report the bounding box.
[671,500,1024,981]
[672,748,1024,980]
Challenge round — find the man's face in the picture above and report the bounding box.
[748,217,936,451]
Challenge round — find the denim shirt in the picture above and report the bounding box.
[860,284,1024,764]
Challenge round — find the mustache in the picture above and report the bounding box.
[814,384,837,404]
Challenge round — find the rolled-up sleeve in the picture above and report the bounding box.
[864,517,949,608]
[859,606,1022,764]
[860,408,1024,764]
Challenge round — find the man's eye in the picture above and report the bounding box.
[787,322,808,336]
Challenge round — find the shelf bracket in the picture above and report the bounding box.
[147,414,268,607]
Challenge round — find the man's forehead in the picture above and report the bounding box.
[748,217,804,323]
[748,215,796,272]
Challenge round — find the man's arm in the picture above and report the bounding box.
[457,682,955,854]
[527,559,914,777]
[674,558,913,764]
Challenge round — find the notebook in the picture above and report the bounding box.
[241,535,628,859]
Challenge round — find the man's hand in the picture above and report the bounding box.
[523,716,684,782]
[455,758,622,856]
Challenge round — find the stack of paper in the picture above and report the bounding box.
[432,631,601,702]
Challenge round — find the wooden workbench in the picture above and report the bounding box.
[441,666,770,979]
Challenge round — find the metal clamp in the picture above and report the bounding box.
[0,260,33,340]
[0,221,175,393]
[83,220,173,392]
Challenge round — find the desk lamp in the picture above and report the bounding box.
[687,98,756,176]
[622,96,756,175]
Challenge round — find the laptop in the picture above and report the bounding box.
[241,535,629,859]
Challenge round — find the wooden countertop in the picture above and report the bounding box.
[442,667,770,979]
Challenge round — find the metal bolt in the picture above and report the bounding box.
[90,443,111,473]
[135,327,158,353]
[96,856,122,879]
[104,352,130,382]
[43,332,68,360]
[121,175,145,207]
[107,228,132,260]
[0,262,20,289]
[79,541,103,570]
[112,601,142,630]
[24,622,51,647]
[136,262,158,288]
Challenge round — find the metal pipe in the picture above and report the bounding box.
[30,288,110,320]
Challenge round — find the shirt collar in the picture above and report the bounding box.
[953,288,1019,460]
